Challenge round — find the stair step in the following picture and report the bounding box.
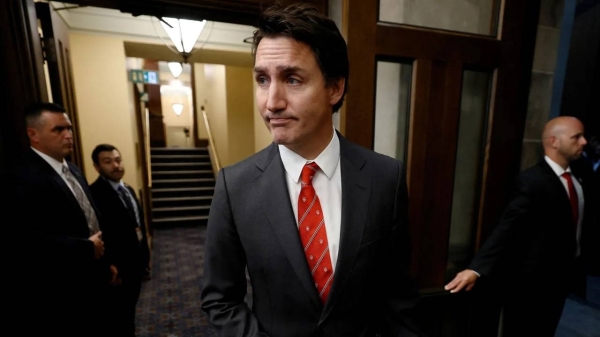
[151,147,208,151]
[153,178,214,184]
[152,187,214,192]
[151,155,209,159]
[152,186,215,198]
[150,155,210,164]
[153,215,209,222]
[152,170,214,180]
[152,195,213,208]
[150,148,208,156]
[152,196,213,202]
[153,205,211,212]
[152,170,213,175]
[153,178,215,189]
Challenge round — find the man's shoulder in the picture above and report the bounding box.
[222,143,277,175]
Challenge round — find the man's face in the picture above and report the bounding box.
[94,149,125,182]
[28,111,74,161]
[554,119,587,163]
[254,36,344,156]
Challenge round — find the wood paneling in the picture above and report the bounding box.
[0,0,47,174]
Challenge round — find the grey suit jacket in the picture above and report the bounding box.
[201,133,422,337]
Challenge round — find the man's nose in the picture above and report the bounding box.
[266,82,286,112]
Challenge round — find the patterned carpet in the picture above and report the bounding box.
[136,225,216,337]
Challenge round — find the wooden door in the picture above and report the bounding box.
[36,2,85,170]
[342,0,541,335]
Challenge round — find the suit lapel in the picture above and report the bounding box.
[253,144,322,308]
[30,151,81,208]
[321,136,371,322]
[538,160,575,225]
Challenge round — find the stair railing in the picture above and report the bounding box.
[202,106,221,176]
[145,107,152,188]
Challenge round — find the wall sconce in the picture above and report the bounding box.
[172,103,184,116]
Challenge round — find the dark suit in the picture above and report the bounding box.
[201,134,421,337]
[90,177,150,336]
[5,149,111,337]
[468,159,591,336]
[572,155,600,276]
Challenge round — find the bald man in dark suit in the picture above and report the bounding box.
[445,116,590,336]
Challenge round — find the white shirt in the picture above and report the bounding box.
[544,156,584,256]
[31,147,78,195]
[279,130,342,271]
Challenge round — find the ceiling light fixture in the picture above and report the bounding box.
[172,103,184,116]
[155,16,212,64]
[168,62,183,78]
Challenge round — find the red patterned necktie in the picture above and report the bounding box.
[561,172,579,227]
[298,162,333,303]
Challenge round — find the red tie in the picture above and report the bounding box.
[561,172,579,227]
[298,162,333,303]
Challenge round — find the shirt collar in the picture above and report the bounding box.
[544,155,572,176]
[31,147,67,176]
[279,129,340,183]
[104,177,125,192]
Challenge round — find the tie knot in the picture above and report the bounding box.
[300,162,320,185]
[561,172,572,180]
[62,165,69,174]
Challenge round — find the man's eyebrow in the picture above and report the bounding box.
[253,65,303,73]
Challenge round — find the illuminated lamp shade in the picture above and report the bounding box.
[172,103,184,116]
[168,62,183,78]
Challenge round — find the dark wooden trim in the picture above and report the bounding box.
[190,63,200,148]
[0,0,47,173]
[343,0,377,149]
[477,0,541,246]
[376,24,501,67]
[406,58,432,277]
[133,84,153,237]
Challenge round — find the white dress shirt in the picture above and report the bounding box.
[544,156,584,256]
[279,130,342,271]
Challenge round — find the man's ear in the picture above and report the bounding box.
[329,77,345,107]
[550,135,559,149]
[26,127,38,143]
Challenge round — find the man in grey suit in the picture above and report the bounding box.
[200,3,423,337]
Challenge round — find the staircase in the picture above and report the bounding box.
[150,147,215,227]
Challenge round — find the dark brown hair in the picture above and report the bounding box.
[252,3,349,113]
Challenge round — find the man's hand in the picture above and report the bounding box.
[110,265,121,285]
[444,269,479,293]
[89,231,104,259]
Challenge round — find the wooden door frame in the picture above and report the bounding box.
[36,1,86,170]
[343,0,541,289]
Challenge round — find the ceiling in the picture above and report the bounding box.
[47,0,328,26]
[48,1,256,54]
